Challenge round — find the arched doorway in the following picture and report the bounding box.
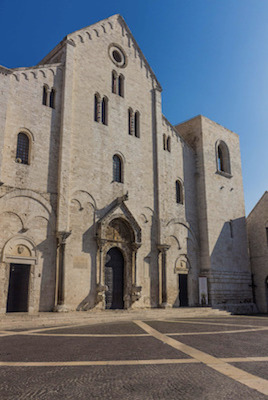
[179,274,188,307]
[2,236,38,313]
[105,247,124,309]
[7,264,31,312]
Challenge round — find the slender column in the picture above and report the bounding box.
[54,231,71,312]
[158,244,170,308]
[131,243,142,305]
[131,243,140,285]
[95,238,107,308]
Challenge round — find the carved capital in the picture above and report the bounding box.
[157,244,170,254]
[96,237,107,250]
[57,231,72,246]
[131,242,141,252]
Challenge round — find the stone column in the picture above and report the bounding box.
[57,40,76,234]
[131,243,142,304]
[158,244,170,308]
[54,231,71,312]
[95,238,107,308]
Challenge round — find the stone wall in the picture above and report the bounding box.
[247,192,268,313]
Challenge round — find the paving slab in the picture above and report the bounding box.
[172,330,268,358]
[0,334,190,362]
[230,362,268,381]
[0,364,267,400]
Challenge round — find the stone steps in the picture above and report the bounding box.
[0,307,231,330]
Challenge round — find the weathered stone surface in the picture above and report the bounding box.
[0,14,253,314]
[247,192,268,313]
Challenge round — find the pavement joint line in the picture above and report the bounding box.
[0,359,200,367]
[134,320,268,396]
[0,322,108,337]
[13,332,150,337]
[220,357,268,363]
[1,357,267,368]
[0,328,264,338]
[167,327,268,336]
[160,320,268,328]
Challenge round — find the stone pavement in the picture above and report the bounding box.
[0,307,230,330]
[0,312,268,399]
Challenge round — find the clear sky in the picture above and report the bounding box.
[1,0,267,215]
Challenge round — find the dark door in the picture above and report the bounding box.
[105,248,124,309]
[6,264,31,312]
[179,274,188,307]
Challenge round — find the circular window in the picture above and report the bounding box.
[108,44,127,68]
[112,50,122,63]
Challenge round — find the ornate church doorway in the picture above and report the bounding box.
[179,274,188,306]
[6,264,31,312]
[105,247,124,309]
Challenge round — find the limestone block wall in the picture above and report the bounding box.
[59,15,160,309]
[158,116,199,306]
[0,189,57,312]
[0,67,11,176]
[177,115,252,307]
[0,63,62,312]
[0,64,62,194]
[247,192,268,313]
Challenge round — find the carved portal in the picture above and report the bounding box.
[95,201,142,309]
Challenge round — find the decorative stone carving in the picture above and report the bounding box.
[175,255,189,274]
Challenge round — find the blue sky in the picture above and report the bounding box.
[1,0,267,215]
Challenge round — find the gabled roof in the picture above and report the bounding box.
[247,191,268,219]
[38,14,162,90]
[96,194,142,244]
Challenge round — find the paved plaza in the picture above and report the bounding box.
[0,314,268,399]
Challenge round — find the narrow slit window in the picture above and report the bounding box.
[176,180,183,204]
[94,94,100,122]
[134,111,140,138]
[49,88,55,108]
[216,141,231,174]
[167,136,171,152]
[163,134,166,150]
[128,108,133,135]
[16,133,29,165]
[112,71,117,94]
[113,155,122,183]
[102,97,108,125]
[42,85,48,106]
[118,74,124,97]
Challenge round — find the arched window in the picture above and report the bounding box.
[163,134,166,150]
[128,108,133,135]
[176,180,183,204]
[113,155,122,183]
[118,74,124,97]
[49,88,55,108]
[102,97,108,125]
[16,133,30,165]
[134,111,140,138]
[167,136,171,152]
[42,85,48,106]
[216,140,231,174]
[94,93,100,122]
[112,71,117,94]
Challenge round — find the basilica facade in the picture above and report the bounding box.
[0,15,254,314]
